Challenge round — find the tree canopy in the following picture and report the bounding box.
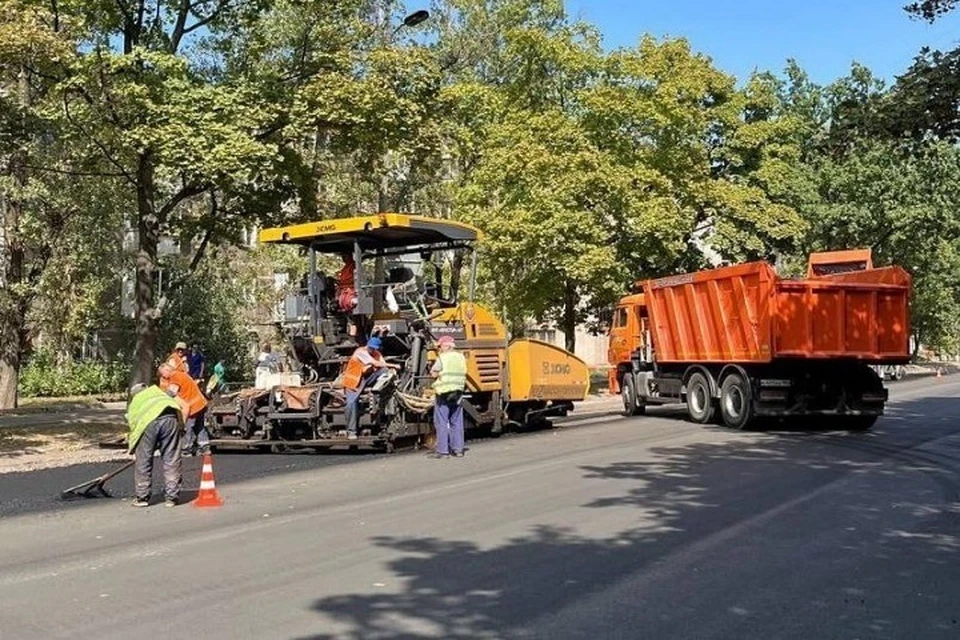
[2,0,960,406]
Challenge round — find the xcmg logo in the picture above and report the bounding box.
[542,362,571,375]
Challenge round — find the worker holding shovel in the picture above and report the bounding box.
[126,382,189,508]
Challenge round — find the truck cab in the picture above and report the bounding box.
[606,293,649,395]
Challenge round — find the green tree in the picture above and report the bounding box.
[29,0,289,384]
[0,0,110,408]
[905,0,959,20]
[805,139,960,351]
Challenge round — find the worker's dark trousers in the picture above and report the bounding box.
[434,392,465,455]
[134,413,182,501]
[182,408,209,453]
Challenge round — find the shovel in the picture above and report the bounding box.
[60,459,136,500]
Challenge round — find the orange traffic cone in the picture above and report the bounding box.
[193,453,224,508]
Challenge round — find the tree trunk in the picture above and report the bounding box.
[0,293,25,410]
[562,280,577,354]
[0,183,25,410]
[0,67,30,409]
[131,152,159,385]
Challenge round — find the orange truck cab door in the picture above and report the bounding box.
[607,296,646,393]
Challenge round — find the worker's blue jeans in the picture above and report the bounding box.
[134,413,182,501]
[434,392,464,455]
[344,369,384,436]
[344,388,362,435]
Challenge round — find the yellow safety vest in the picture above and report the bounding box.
[126,386,181,453]
[434,351,467,395]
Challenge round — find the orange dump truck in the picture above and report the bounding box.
[607,249,911,430]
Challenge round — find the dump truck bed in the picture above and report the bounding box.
[641,261,911,364]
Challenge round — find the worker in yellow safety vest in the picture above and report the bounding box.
[126,383,189,508]
[430,335,468,458]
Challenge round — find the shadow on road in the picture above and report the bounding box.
[296,394,960,639]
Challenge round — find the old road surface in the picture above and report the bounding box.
[2,376,959,639]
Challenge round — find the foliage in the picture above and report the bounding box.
[881,47,960,142]
[19,349,129,398]
[804,138,960,351]
[5,0,960,408]
[156,246,275,382]
[451,18,808,347]
[905,0,960,21]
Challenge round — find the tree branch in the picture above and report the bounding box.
[170,0,193,53]
[188,191,217,272]
[171,0,233,53]
[61,93,137,185]
[94,47,126,128]
[157,181,207,221]
[23,164,129,178]
[49,0,60,32]
[136,0,146,37]
[167,190,219,290]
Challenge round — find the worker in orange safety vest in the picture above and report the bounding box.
[164,342,190,374]
[342,336,398,440]
[159,362,209,456]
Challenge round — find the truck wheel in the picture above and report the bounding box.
[621,376,646,416]
[893,366,905,381]
[686,372,714,424]
[719,373,754,430]
[847,415,878,431]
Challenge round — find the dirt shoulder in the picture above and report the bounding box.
[0,408,128,474]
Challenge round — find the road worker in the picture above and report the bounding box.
[164,341,190,374]
[187,343,206,381]
[336,253,358,312]
[342,336,399,440]
[159,362,210,456]
[256,342,281,373]
[126,382,188,507]
[430,335,468,458]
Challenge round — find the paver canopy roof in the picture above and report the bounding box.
[259,214,479,253]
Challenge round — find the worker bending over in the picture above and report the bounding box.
[159,362,210,456]
[126,383,188,507]
[430,335,468,458]
[342,336,399,440]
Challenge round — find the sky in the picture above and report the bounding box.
[565,0,960,85]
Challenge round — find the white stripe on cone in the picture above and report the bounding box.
[200,480,216,490]
[202,464,213,473]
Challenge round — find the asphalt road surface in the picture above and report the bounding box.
[1,377,959,639]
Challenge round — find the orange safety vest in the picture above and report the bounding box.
[165,352,188,374]
[168,370,208,417]
[342,347,380,391]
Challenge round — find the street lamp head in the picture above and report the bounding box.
[402,9,430,28]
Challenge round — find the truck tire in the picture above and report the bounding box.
[719,373,753,430]
[686,372,714,424]
[621,376,646,416]
[847,415,878,431]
